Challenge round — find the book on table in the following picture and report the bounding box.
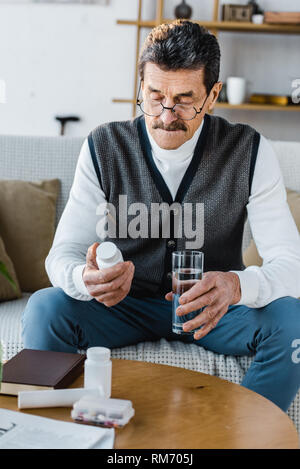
[0,349,85,396]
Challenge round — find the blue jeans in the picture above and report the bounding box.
[22,287,300,412]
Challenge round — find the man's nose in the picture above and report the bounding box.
[159,106,178,126]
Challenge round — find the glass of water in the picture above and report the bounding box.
[172,251,204,335]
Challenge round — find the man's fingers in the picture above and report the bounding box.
[192,309,228,340]
[178,273,216,304]
[176,287,218,316]
[85,242,100,270]
[83,242,135,307]
[165,292,173,301]
[95,288,124,305]
[85,261,133,285]
[122,268,135,291]
[88,262,134,296]
[182,301,228,333]
[95,269,134,306]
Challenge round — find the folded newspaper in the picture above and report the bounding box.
[0,409,115,449]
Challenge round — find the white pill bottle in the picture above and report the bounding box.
[84,347,112,398]
[96,241,123,269]
[85,242,122,398]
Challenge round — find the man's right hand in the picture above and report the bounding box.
[82,242,135,307]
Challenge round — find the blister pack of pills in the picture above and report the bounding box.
[71,395,135,428]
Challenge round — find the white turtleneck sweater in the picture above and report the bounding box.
[45,120,300,308]
[146,120,203,199]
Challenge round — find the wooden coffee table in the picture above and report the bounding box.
[0,358,298,449]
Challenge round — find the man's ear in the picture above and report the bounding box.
[208,81,223,111]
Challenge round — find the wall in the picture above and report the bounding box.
[0,0,299,140]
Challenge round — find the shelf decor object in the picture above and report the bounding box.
[222,4,253,22]
[227,77,247,105]
[114,0,300,117]
[249,94,290,106]
[174,0,192,20]
[264,12,300,25]
[247,0,263,15]
[55,115,81,136]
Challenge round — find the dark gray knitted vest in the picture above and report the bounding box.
[88,114,260,298]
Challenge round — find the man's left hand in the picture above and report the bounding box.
[165,271,241,340]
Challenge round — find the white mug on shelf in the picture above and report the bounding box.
[226,77,247,105]
[252,14,264,24]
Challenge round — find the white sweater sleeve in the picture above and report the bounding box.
[45,138,107,301]
[231,135,300,308]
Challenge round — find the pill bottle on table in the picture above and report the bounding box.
[84,347,112,398]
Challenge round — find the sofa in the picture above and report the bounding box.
[0,133,299,436]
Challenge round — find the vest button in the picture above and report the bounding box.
[167,240,175,248]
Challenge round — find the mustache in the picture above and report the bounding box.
[152,120,187,132]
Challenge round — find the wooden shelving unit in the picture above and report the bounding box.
[117,19,300,35]
[215,103,300,112]
[113,0,300,117]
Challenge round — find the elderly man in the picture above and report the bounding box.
[22,20,300,412]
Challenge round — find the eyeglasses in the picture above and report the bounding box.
[136,82,212,121]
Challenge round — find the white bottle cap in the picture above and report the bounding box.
[86,347,111,362]
[97,241,117,261]
[96,242,123,269]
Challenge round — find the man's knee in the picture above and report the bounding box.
[22,287,78,351]
[262,296,300,341]
[23,287,69,325]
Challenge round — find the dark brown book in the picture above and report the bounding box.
[0,349,86,396]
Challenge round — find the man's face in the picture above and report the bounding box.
[141,63,221,150]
